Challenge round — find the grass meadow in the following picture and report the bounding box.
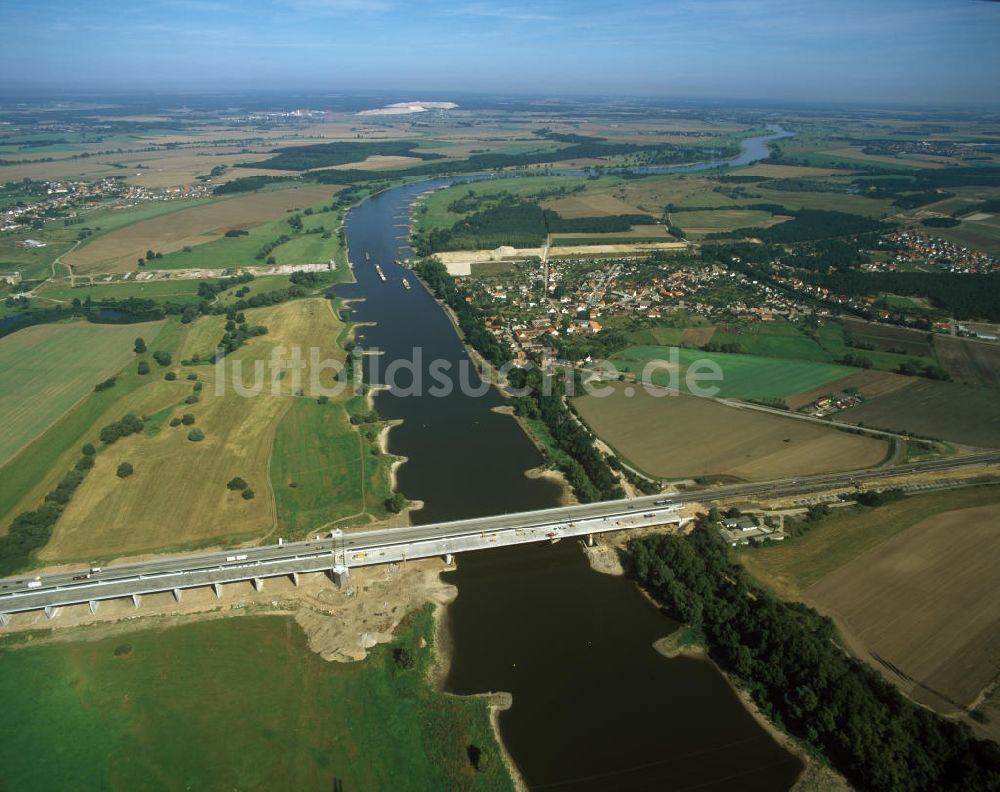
[0,608,514,792]
[0,320,164,466]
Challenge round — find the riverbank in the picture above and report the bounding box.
[430,596,528,792]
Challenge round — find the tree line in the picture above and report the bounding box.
[627,524,1000,791]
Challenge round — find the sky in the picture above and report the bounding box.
[2,0,1000,106]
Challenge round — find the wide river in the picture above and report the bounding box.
[336,127,804,790]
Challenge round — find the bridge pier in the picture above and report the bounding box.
[89,600,99,614]
[290,572,299,587]
[212,582,222,598]
[443,553,454,565]
[44,605,59,620]
[330,565,349,588]
[131,593,141,608]
[0,613,10,626]
[172,588,182,603]
[252,577,264,593]
[586,534,595,547]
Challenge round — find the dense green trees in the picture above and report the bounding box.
[413,201,657,255]
[99,413,144,445]
[808,271,1000,321]
[709,209,889,243]
[0,446,98,573]
[134,337,146,353]
[508,367,623,503]
[249,141,443,172]
[627,525,1000,791]
[116,462,134,478]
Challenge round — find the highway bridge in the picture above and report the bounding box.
[1,450,997,623]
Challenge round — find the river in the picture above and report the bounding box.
[336,126,804,790]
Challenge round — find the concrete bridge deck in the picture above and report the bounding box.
[2,450,998,622]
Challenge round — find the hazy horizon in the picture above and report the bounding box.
[3,0,1000,107]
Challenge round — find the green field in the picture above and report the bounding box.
[0,319,166,466]
[814,322,938,372]
[0,609,514,792]
[0,319,186,532]
[151,199,346,271]
[713,320,833,361]
[270,399,367,534]
[612,345,854,401]
[36,278,207,305]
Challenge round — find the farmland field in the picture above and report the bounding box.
[736,485,1000,597]
[64,185,337,274]
[543,193,648,218]
[574,384,887,480]
[842,318,935,358]
[783,369,911,410]
[39,299,350,562]
[936,213,1000,255]
[270,399,369,536]
[839,378,1000,447]
[0,610,513,792]
[670,209,791,238]
[934,335,1000,389]
[36,277,207,305]
[612,345,855,401]
[807,503,1000,713]
[0,320,165,466]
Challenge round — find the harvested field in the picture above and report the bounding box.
[65,185,336,274]
[543,193,648,218]
[672,209,791,237]
[784,369,911,410]
[0,320,164,466]
[326,155,427,171]
[734,163,849,178]
[574,384,887,480]
[550,224,668,240]
[934,335,1000,389]
[821,147,946,169]
[807,504,1000,711]
[842,318,935,357]
[41,299,346,561]
[839,378,1000,447]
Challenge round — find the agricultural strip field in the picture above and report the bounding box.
[0,610,514,792]
[611,345,855,402]
[838,379,1000,448]
[807,503,1000,713]
[36,298,357,562]
[934,335,1000,389]
[574,384,887,481]
[0,320,165,466]
[64,185,336,274]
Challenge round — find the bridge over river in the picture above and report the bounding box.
[2,450,997,623]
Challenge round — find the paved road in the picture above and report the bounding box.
[1,450,997,615]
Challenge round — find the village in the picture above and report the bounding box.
[1,176,211,235]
